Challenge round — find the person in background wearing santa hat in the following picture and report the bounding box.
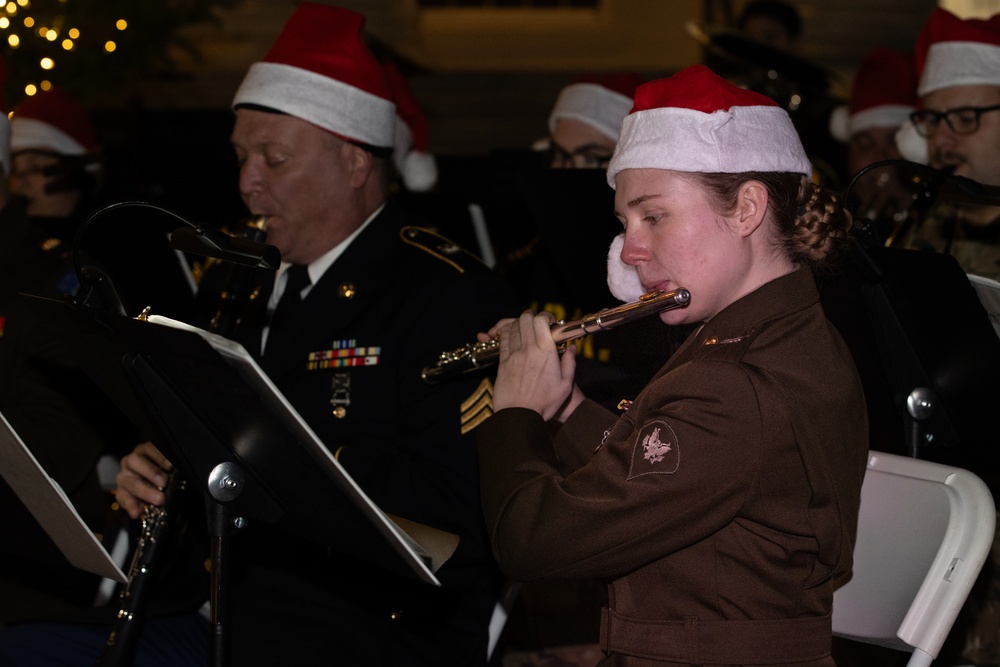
[0,4,515,667]
[0,79,155,632]
[476,64,867,667]
[539,73,639,171]
[7,87,103,221]
[893,14,1000,667]
[897,8,1000,282]
[829,47,920,245]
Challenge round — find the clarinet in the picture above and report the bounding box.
[95,473,183,667]
[95,216,269,666]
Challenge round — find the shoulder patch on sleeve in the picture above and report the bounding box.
[400,225,486,274]
[627,420,680,479]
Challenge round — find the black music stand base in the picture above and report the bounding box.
[205,461,248,667]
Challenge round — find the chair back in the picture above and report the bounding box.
[832,452,995,666]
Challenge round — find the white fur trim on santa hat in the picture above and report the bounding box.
[850,104,915,136]
[549,83,633,142]
[233,61,395,148]
[895,119,929,165]
[10,116,87,155]
[607,105,812,188]
[607,233,644,302]
[392,115,413,174]
[919,41,1000,96]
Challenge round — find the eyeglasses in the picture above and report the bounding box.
[547,141,614,170]
[909,104,1000,137]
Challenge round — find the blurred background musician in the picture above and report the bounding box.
[896,8,1000,282]
[0,84,140,629]
[891,9,1000,666]
[736,0,801,52]
[0,79,204,658]
[829,47,919,245]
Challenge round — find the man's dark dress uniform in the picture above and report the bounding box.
[213,200,515,665]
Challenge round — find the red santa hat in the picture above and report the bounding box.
[606,65,811,189]
[548,72,642,142]
[382,62,438,192]
[606,65,811,301]
[915,8,1000,97]
[828,48,924,162]
[232,2,395,149]
[9,87,98,157]
[848,48,918,136]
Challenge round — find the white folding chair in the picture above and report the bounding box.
[832,452,996,667]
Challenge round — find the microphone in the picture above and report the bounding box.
[70,201,281,317]
[170,224,280,270]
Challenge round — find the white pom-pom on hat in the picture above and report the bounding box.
[384,61,438,192]
[401,150,438,193]
[895,119,929,165]
[607,233,644,303]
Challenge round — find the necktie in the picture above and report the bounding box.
[264,264,310,358]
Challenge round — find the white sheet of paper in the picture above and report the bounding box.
[145,314,457,583]
[0,412,127,583]
[967,273,1000,340]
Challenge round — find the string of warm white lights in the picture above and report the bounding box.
[1,0,126,98]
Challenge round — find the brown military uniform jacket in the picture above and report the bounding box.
[478,268,869,666]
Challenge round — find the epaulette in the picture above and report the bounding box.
[399,225,486,274]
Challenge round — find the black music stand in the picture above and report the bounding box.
[861,247,1000,465]
[818,227,1000,477]
[24,296,458,667]
[821,163,1000,476]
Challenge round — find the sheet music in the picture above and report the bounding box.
[967,273,1000,340]
[0,412,127,583]
[144,314,457,585]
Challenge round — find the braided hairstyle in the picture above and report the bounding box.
[690,172,853,272]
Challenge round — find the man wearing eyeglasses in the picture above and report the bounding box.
[898,8,1000,280]
[896,12,1000,667]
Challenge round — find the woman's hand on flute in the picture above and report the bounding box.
[115,442,174,519]
[482,310,585,422]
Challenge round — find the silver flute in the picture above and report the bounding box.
[421,287,691,384]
